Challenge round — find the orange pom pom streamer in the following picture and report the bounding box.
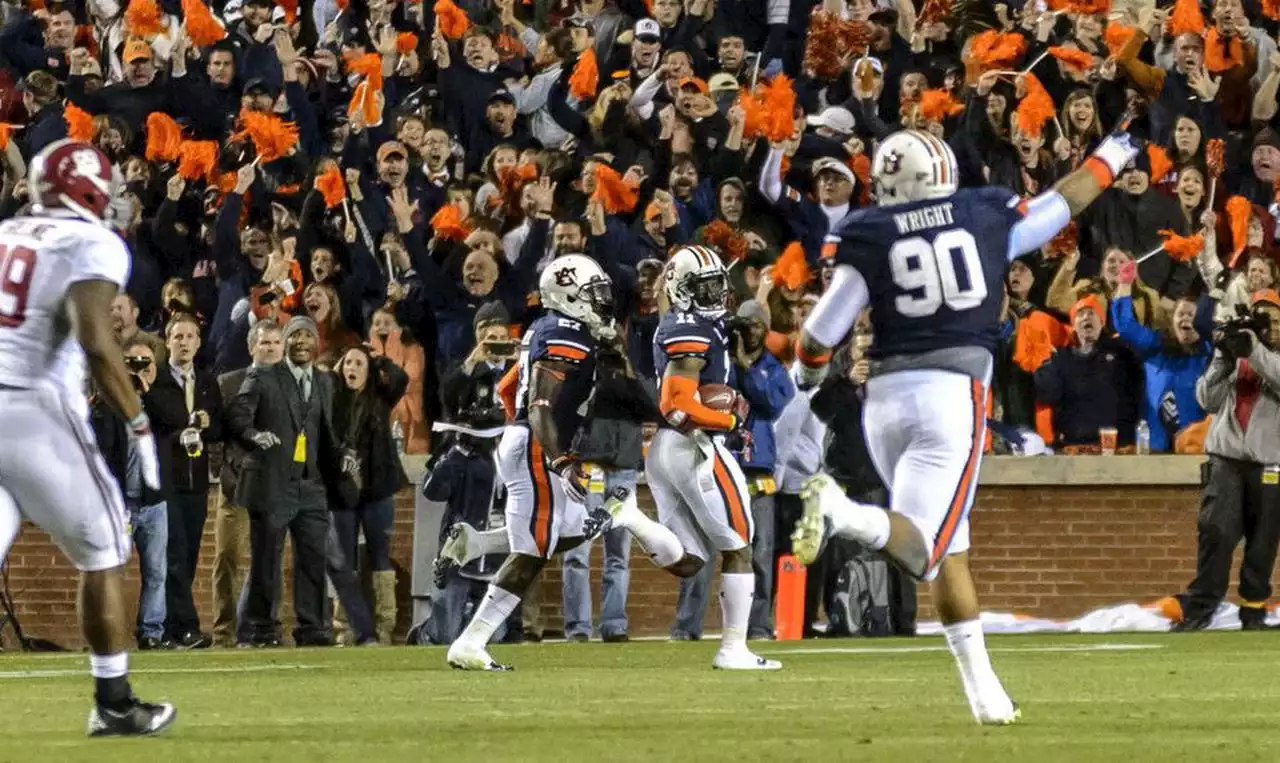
[396,32,419,54]
[1013,73,1055,138]
[64,103,97,141]
[802,10,871,80]
[434,0,471,40]
[918,89,964,123]
[233,109,299,163]
[569,48,599,101]
[1048,46,1094,73]
[918,0,951,24]
[967,30,1027,71]
[1203,28,1243,73]
[0,124,11,152]
[314,165,347,208]
[740,74,797,142]
[701,220,747,263]
[1225,196,1252,265]
[181,0,226,46]
[125,0,165,38]
[774,242,812,291]
[1158,230,1204,263]
[274,0,298,24]
[850,153,871,206]
[1046,221,1078,259]
[345,52,385,125]
[1103,23,1137,57]
[1147,144,1172,184]
[1167,0,1205,38]
[591,164,639,214]
[144,112,183,162]
[176,140,218,181]
[1049,0,1109,12]
[431,203,471,241]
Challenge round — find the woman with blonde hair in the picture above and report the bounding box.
[303,282,360,366]
[1047,247,1164,331]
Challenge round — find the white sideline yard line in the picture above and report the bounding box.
[766,643,1166,656]
[0,664,326,680]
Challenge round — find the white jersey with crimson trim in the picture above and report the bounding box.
[0,216,131,394]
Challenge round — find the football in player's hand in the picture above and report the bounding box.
[698,384,737,412]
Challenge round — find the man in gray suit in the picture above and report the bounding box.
[228,316,338,646]
[213,321,283,647]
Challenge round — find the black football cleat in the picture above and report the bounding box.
[88,698,177,737]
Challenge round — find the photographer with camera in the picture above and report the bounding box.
[439,302,520,437]
[143,313,223,649]
[90,339,170,650]
[1174,289,1280,631]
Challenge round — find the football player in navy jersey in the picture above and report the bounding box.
[446,255,686,670]
[645,245,781,671]
[788,128,1140,722]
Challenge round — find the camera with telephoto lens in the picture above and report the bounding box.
[1215,306,1271,362]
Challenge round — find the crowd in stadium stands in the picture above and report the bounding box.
[3,0,1278,645]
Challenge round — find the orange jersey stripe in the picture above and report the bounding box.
[930,379,985,569]
[546,345,588,361]
[529,438,554,556]
[665,341,710,355]
[713,453,750,542]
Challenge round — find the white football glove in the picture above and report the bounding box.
[129,413,161,490]
[1091,132,1140,180]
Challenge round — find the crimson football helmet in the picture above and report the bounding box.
[29,139,119,225]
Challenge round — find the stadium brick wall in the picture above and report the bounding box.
[0,483,1247,649]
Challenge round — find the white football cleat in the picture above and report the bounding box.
[793,475,840,566]
[975,702,1022,726]
[446,641,511,671]
[713,649,782,671]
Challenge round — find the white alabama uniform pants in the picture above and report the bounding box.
[645,427,752,563]
[0,383,131,572]
[863,369,987,576]
[496,425,586,559]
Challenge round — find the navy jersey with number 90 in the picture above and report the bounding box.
[822,186,1024,358]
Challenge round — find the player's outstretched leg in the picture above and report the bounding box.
[446,553,545,671]
[83,566,177,737]
[595,487,685,568]
[711,548,781,671]
[933,553,1019,726]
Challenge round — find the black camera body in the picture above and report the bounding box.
[1216,306,1270,362]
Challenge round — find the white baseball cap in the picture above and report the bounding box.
[812,157,856,184]
[634,18,661,42]
[806,106,856,136]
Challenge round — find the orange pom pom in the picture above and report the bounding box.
[1204,28,1244,73]
[181,0,226,46]
[1103,23,1137,57]
[1048,46,1094,73]
[1226,196,1252,263]
[234,109,299,163]
[1167,0,1205,38]
[144,112,183,162]
[433,0,471,40]
[591,164,639,214]
[1147,144,1172,184]
[701,220,747,263]
[755,74,797,142]
[430,203,471,241]
[850,153,871,206]
[774,242,812,291]
[918,0,951,24]
[176,140,218,181]
[1046,221,1078,258]
[918,89,964,123]
[1050,0,1109,12]
[1013,73,1055,138]
[314,165,347,208]
[64,103,97,141]
[967,30,1027,70]
[569,48,599,101]
[396,32,419,54]
[1206,138,1225,176]
[802,10,871,80]
[125,0,165,39]
[344,52,385,124]
[0,124,10,152]
[1158,229,1204,263]
[274,0,298,24]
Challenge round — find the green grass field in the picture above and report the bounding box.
[0,633,1277,762]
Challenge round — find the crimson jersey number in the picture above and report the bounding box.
[0,244,37,328]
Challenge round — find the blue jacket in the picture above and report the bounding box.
[1111,296,1211,452]
[732,349,795,472]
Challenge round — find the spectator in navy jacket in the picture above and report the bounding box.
[1035,295,1141,449]
[1111,280,1211,452]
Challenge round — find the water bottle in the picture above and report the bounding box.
[391,419,405,455]
[1135,420,1150,455]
